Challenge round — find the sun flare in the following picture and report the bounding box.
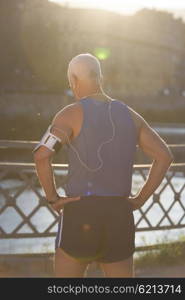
[49,0,185,16]
[49,0,143,14]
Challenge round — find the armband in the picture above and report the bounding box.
[33,125,62,153]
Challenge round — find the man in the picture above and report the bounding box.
[33,53,173,277]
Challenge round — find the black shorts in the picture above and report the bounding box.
[55,195,135,263]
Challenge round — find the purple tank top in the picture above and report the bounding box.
[63,97,137,197]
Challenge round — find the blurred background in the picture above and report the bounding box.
[0,0,185,277]
[1,0,185,134]
[1,0,185,162]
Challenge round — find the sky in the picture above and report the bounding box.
[49,0,185,20]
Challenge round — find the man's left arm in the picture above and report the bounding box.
[33,105,80,212]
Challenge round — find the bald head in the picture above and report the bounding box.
[68,53,102,85]
[67,53,104,99]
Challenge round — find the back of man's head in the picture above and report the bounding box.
[68,53,102,84]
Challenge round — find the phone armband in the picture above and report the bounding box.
[33,125,62,153]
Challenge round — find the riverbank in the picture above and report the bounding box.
[0,253,185,278]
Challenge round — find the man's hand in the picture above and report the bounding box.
[127,195,146,211]
[49,196,81,214]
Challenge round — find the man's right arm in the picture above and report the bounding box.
[128,107,174,210]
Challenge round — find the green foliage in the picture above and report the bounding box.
[135,235,185,268]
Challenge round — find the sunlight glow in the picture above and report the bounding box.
[49,0,185,16]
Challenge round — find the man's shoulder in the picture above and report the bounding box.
[55,102,80,120]
[127,106,144,126]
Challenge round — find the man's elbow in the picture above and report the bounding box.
[161,150,174,165]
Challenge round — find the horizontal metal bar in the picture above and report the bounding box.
[0,161,185,169]
[136,224,185,231]
[0,140,185,150]
[0,233,56,239]
[0,162,68,169]
[0,140,37,149]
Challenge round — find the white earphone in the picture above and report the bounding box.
[53,93,116,172]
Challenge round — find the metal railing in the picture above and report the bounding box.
[0,161,185,239]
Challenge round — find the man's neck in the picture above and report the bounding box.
[79,87,101,98]
[80,91,111,103]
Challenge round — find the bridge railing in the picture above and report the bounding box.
[0,161,185,239]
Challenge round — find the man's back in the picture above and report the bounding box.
[63,97,137,197]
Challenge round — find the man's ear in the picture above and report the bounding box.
[71,74,78,89]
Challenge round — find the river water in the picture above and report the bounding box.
[0,171,185,255]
